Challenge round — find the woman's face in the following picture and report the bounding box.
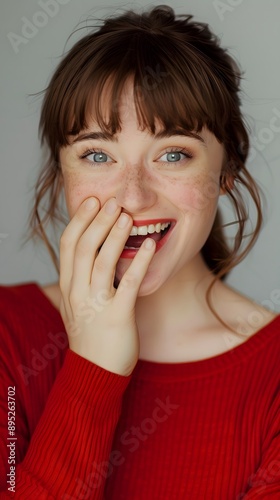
[59,81,225,295]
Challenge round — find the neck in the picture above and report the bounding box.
[135,254,221,358]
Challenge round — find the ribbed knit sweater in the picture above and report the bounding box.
[0,283,279,499]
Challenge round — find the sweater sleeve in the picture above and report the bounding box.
[242,391,280,499]
[0,347,132,499]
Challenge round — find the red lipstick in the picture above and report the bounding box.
[119,220,176,259]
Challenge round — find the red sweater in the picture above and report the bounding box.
[0,283,279,499]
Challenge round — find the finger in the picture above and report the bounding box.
[115,237,156,309]
[59,197,100,294]
[70,198,123,293]
[85,212,133,293]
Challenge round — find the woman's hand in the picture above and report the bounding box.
[59,197,156,376]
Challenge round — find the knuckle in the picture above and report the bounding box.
[68,289,83,309]
[76,235,93,257]
[120,273,138,290]
[94,255,108,274]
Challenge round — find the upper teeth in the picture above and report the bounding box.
[129,222,171,236]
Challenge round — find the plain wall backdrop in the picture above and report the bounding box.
[0,0,280,312]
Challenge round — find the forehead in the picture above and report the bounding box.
[86,77,138,125]
[79,78,207,141]
[66,69,226,153]
[72,88,210,144]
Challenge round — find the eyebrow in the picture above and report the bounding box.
[157,129,205,144]
[73,131,118,143]
[72,129,206,146]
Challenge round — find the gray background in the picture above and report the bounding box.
[0,0,280,312]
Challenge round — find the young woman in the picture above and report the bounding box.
[1,5,279,499]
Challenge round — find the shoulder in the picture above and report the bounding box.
[0,281,61,315]
[0,281,59,311]
[0,282,38,313]
[0,281,67,387]
[0,281,64,344]
[209,283,280,384]
[212,281,279,337]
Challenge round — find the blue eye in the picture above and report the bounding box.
[82,150,113,163]
[159,149,192,163]
[162,152,183,162]
[93,152,108,162]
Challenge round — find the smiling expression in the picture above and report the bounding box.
[59,81,225,295]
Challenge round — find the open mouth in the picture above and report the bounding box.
[97,220,175,258]
[120,220,175,258]
[124,221,172,249]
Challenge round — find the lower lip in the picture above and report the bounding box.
[119,222,175,259]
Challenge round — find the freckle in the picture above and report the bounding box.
[164,177,178,185]
[123,166,142,188]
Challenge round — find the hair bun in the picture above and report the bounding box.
[149,5,175,23]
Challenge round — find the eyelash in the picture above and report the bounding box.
[80,149,111,163]
[79,147,193,165]
[163,148,193,161]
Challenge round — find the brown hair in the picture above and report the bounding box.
[27,5,262,324]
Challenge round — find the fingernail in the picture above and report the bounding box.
[117,213,130,228]
[85,198,97,210]
[105,198,118,214]
[144,238,155,249]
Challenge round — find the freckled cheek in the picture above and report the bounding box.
[61,172,117,218]
[175,176,220,214]
[62,174,86,217]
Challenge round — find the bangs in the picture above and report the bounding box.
[53,31,233,147]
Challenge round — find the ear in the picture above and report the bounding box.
[219,173,235,195]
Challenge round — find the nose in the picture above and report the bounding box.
[115,164,157,214]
